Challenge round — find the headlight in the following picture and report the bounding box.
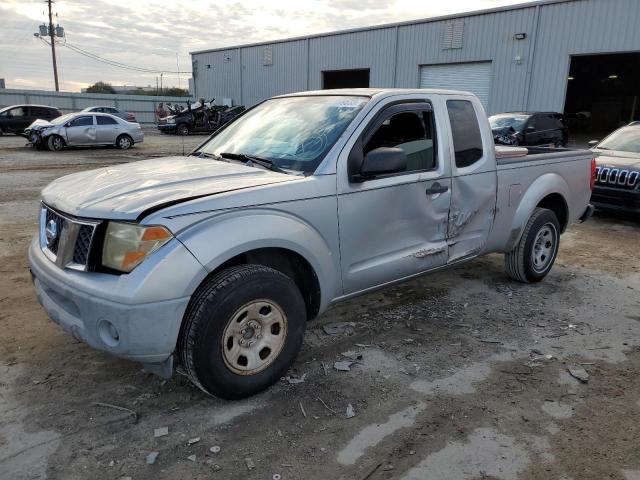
[102,222,172,273]
[166,118,175,124]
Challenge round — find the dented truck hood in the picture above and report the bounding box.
[41,156,297,220]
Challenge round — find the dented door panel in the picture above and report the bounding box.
[447,172,498,262]
[338,175,450,294]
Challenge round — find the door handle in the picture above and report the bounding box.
[425,182,448,195]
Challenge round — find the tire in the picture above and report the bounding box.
[505,207,560,283]
[116,134,133,150]
[176,123,189,136]
[179,265,307,399]
[47,135,65,151]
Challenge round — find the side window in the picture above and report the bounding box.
[31,107,47,117]
[8,107,26,118]
[446,100,483,168]
[364,110,437,172]
[69,116,94,127]
[538,114,556,130]
[107,108,118,113]
[96,116,118,125]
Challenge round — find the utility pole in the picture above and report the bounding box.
[160,73,163,95]
[46,0,60,91]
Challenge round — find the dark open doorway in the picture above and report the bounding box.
[564,52,640,134]
[322,69,370,89]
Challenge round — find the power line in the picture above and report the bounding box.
[39,36,191,75]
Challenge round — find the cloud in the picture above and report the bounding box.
[0,0,530,91]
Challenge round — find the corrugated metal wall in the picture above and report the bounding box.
[192,0,640,115]
[0,88,194,123]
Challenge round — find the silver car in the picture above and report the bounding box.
[81,106,137,122]
[25,112,144,151]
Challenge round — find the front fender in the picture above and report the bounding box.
[176,208,341,312]
[505,172,570,251]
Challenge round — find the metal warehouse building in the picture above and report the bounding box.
[190,0,640,133]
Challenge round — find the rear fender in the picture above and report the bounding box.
[505,172,569,252]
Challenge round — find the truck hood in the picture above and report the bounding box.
[594,150,640,170]
[41,156,297,220]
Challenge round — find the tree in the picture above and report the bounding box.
[85,81,115,94]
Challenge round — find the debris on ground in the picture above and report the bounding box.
[206,459,222,471]
[323,322,356,335]
[317,397,337,415]
[154,427,168,438]
[210,445,221,454]
[286,373,307,384]
[245,457,256,471]
[146,451,159,465]
[299,401,307,418]
[346,403,356,418]
[273,474,282,480]
[568,365,589,383]
[187,454,196,462]
[188,437,200,445]
[341,350,363,360]
[334,361,353,372]
[93,402,138,424]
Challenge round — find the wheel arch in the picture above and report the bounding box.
[505,173,570,252]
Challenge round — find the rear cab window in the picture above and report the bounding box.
[446,100,483,168]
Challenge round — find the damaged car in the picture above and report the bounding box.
[25,112,144,151]
[29,89,594,399]
[490,112,568,147]
[158,98,245,135]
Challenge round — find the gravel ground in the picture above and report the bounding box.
[1,129,639,480]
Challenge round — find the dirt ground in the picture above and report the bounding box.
[1,129,639,480]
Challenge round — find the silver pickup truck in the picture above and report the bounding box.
[29,89,595,399]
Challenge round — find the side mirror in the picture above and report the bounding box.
[588,140,599,148]
[356,147,407,181]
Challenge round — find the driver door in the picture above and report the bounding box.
[337,101,451,294]
[65,115,97,145]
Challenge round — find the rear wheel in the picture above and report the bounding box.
[176,123,189,136]
[505,208,560,283]
[179,265,306,399]
[47,135,64,151]
[116,134,133,150]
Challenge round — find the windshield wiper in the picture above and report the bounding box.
[190,151,228,161]
[219,152,288,174]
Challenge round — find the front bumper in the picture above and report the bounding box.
[28,236,207,371]
[157,124,177,133]
[592,186,640,214]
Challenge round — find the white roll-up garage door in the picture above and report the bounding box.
[419,62,492,108]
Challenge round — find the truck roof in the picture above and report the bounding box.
[276,88,476,99]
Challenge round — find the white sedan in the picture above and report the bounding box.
[25,112,144,151]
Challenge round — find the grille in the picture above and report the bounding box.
[72,224,94,265]
[44,208,63,255]
[595,166,639,190]
[40,205,99,270]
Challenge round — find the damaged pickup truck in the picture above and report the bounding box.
[29,89,595,399]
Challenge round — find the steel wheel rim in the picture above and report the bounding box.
[531,222,557,273]
[52,137,62,150]
[221,299,288,375]
[119,137,131,149]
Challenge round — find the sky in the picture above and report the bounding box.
[0,0,532,92]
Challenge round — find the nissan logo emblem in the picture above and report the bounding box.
[45,219,58,246]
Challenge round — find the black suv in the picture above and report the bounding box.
[0,105,61,136]
[489,112,568,147]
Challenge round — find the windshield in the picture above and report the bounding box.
[489,114,530,131]
[198,95,369,173]
[597,126,640,154]
[51,113,74,125]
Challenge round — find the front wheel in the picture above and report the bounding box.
[176,123,189,136]
[47,135,65,151]
[179,265,306,399]
[505,208,560,283]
